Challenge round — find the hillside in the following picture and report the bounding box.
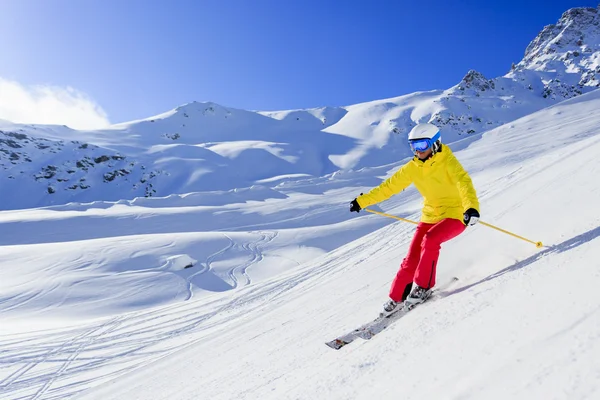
[1,79,600,400]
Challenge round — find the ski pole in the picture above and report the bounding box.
[478,221,543,248]
[364,208,418,225]
[364,208,543,248]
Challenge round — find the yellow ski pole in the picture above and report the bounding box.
[364,208,543,248]
[364,208,418,225]
[479,221,544,248]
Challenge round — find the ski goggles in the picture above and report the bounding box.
[409,131,441,152]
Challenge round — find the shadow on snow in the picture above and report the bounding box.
[447,225,600,296]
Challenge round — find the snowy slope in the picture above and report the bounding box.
[1,84,600,400]
[0,107,355,210]
[2,6,600,210]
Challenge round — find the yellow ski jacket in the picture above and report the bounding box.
[356,145,479,224]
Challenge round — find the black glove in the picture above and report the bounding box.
[350,193,363,213]
[350,198,361,213]
[463,208,480,226]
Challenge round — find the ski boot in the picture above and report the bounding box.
[380,299,402,317]
[403,285,432,310]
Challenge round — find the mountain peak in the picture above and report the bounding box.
[454,69,495,93]
[522,6,600,64]
[460,70,492,87]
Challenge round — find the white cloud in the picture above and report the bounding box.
[0,78,110,130]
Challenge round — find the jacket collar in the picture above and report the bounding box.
[412,144,443,166]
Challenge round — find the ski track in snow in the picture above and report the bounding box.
[0,222,398,400]
[0,228,365,400]
[228,231,277,288]
[186,230,277,297]
[184,234,235,300]
[0,317,126,400]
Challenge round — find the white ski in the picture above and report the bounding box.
[325,277,459,350]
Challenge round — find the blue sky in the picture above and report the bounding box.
[0,0,598,125]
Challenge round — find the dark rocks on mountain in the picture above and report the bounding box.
[76,158,94,170]
[103,172,116,182]
[47,186,56,194]
[103,169,131,182]
[579,71,596,86]
[0,139,22,149]
[145,182,156,197]
[94,155,111,163]
[460,70,495,91]
[163,133,181,140]
[35,165,58,180]
[5,132,28,140]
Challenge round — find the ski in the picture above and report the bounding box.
[325,277,458,350]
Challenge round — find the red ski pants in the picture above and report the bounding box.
[389,218,465,302]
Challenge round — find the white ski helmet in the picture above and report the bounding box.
[408,123,441,154]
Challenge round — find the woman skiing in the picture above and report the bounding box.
[349,122,480,313]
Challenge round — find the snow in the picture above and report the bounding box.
[3,6,600,399]
[1,84,600,400]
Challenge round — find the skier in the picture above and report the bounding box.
[349,122,480,314]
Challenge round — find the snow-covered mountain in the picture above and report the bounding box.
[2,5,600,210]
[2,4,600,400]
[2,67,600,400]
[0,108,354,209]
[519,5,600,91]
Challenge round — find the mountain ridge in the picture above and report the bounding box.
[2,4,600,210]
